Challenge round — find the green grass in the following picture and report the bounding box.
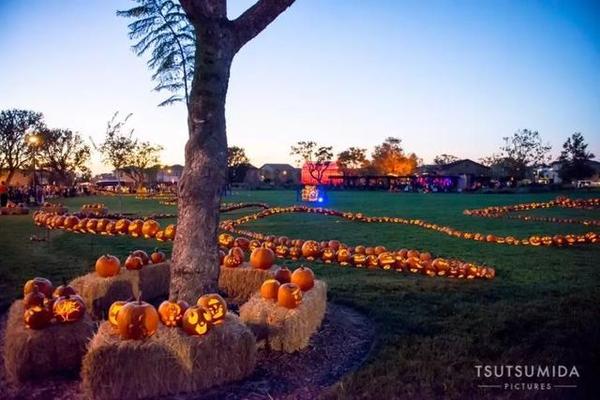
[1,190,599,399]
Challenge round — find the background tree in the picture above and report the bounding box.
[228,145,251,183]
[371,137,418,176]
[123,141,164,188]
[499,129,551,180]
[95,113,137,178]
[337,147,368,175]
[290,140,333,184]
[38,128,91,185]
[0,109,45,184]
[118,0,195,107]
[121,0,295,302]
[559,133,595,182]
[433,153,459,165]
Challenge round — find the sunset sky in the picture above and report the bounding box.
[1,0,598,173]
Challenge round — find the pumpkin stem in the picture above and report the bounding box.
[137,292,142,304]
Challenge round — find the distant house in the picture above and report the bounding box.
[418,159,492,188]
[258,164,299,186]
[242,165,261,188]
[156,164,184,184]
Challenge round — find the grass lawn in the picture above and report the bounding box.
[1,190,599,399]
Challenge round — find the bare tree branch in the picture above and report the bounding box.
[233,0,295,50]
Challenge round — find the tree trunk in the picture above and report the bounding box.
[169,19,235,303]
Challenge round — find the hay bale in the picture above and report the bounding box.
[70,272,137,320]
[239,280,327,353]
[218,262,278,303]
[3,300,95,384]
[82,314,256,400]
[136,261,170,300]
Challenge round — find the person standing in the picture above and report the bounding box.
[0,181,8,207]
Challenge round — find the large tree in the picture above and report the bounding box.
[337,147,368,175]
[559,133,595,182]
[38,129,91,185]
[0,109,45,184]
[290,140,333,184]
[499,129,551,180]
[371,137,418,176]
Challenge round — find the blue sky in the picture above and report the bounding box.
[1,0,598,173]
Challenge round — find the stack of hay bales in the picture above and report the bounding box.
[70,262,171,319]
[3,300,95,384]
[239,280,327,353]
[82,314,256,400]
[218,262,278,303]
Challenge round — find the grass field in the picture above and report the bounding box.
[1,190,599,399]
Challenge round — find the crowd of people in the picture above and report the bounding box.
[0,182,91,206]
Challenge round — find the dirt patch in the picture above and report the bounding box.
[0,303,374,400]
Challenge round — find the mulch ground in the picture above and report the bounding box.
[0,303,374,400]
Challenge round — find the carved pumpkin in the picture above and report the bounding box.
[336,248,352,265]
[115,219,130,235]
[432,258,450,276]
[132,250,150,265]
[364,247,375,256]
[353,253,367,267]
[374,245,387,255]
[229,246,245,261]
[289,246,302,260]
[250,247,275,270]
[53,294,86,323]
[321,248,335,263]
[24,277,54,298]
[301,240,320,260]
[23,305,53,330]
[377,252,395,269]
[218,233,235,248]
[164,224,176,240]
[529,235,541,246]
[158,300,189,327]
[197,294,227,325]
[419,252,432,262]
[142,220,160,238]
[96,218,111,233]
[263,240,276,251]
[150,249,166,264]
[128,219,144,237]
[95,254,121,277]
[86,218,99,233]
[108,300,128,328]
[23,287,46,309]
[117,299,159,340]
[182,306,212,336]
[260,279,281,300]
[125,254,144,270]
[155,230,166,241]
[354,245,366,255]
[277,283,303,309]
[223,253,243,268]
[63,215,79,230]
[291,266,315,291]
[274,267,292,284]
[275,245,289,259]
[104,221,117,235]
[366,254,379,268]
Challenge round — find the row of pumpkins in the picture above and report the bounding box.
[220,205,599,248]
[464,196,600,217]
[218,234,495,280]
[22,278,86,329]
[33,210,176,241]
[95,250,167,277]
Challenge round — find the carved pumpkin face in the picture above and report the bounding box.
[23,305,53,330]
[301,240,321,260]
[128,219,144,237]
[291,266,315,291]
[108,300,127,328]
[353,253,367,267]
[366,254,379,268]
[229,247,245,261]
[115,219,130,235]
[24,277,54,298]
[53,294,86,323]
[377,252,395,269]
[218,233,235,248]
[249,240,261,251]
[158,300,189,327]
[155,230,166,241]
[197,294,227,324]
[96,218,110,233]
[95,254,121,277]
[529,236,541,246]
[275,245,289,258]
[261,279,281,300]
[250,247,275,270]
[142,220,160,238]
[289,246,301,260]
[336,248,352,265]
[223,253,243,268]
[432,258,450,276]
[321,248,335,263]
[117,300,160,340]
[182,306,212,336]
[150,250,166,264]
[125,254,144,270]
[164,224,176,241]
[277,283,303,309]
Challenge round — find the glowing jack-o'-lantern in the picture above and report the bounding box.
[117,299,160,340]
[125,254,144,270]
[218,233,235,248]
[529,236,541,246]
[291,266,315,291]
[366,254,379,268]
[250,247,275,270]
[301,240,321,260]
[289,246,302,260]
[53,294,86,323]
[275,245,289,259]
[23,305,53,330]
[353,253,367,267]
[96,254,121,277]
[104,221,117,236]
[164,224,176,240]
[142,220,160,238]
[158,299,189,327]
[24,277,54,298]
[432,258,450,276]
[223,253,243,268]
[197,294,227,325]
[115,219,130,235]
[128,219,144,238]
[261,279,281,300]
[321,248,335,263]
[249,240,261,251]
[155,230,166,241]
[182,306,212,336]
[277,283,303,309]
[86,218,99,234]
[96,218,111,234]
[377,252,395,269]
[336,248,352,266]
[229,247,245,261]
[108,300,128,328]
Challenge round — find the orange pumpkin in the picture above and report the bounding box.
[164,224,176,240]
[86,218,99,233]
[260,279,281,300]
[158,300,189,327]
[117,299,159,340]
[223,253,243,268]
[96,218,111,233]
[128,219,144,237]
[218,233,235,248]
[301,240,320,260]
[23,305,53,330]
[150,249,166,264]
[132,250,151,265]
[182,306,212,336]
[291,266,315,291]
[277,283,303,309]
[289,246,302,260]
[95,254,121,277]
[24,277,54,298]
[53,294,86,323]
[63,215,79,230]
[229,246,245,261]
[321,248,336,263]
[250,247,275,270]
[336,248,352,265]
[115,219,131,235]
[108,300,128,328]
[125,254,144,270]
[274,267,292,284]
[23,287,46,309]
[142,219,160,238]
[197,294,228,325]
[53,280,77,298]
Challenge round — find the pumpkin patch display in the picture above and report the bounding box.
[116,298,159,340]
[53,294,86,323]
[95,254,121,277]
[158,299,189,327]
[182,305,212,336]
[260,279,281,300]
[197,293,228,325]
[250,247,275,270]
